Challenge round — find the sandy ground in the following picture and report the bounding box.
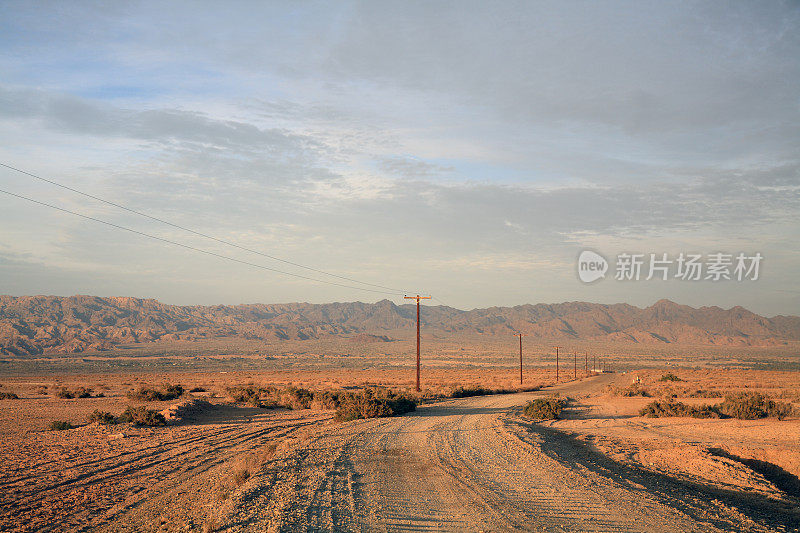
[218,374,800,532]
[2,371,799,532]
[0,399,328,533]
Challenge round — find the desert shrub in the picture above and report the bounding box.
[719,392,794,420]
[226,385,315,410]
[281,386,314,410]
[776,390,800,402]
[87,410,116,425]
[688,389,723,398]
[56,387,94,399]
[225,385,261,403]
[126,387,161,401]
[256,397,280,409]
[0,391,19,400]
[56,388,75,399]
[312,390,343,409]
[641,394,795,420]
[335,388,417,421]
[639,400,721,419]
[449,385,527,398]
[118,406,167,426]
[766,401,796,420]
[189,386,207,393]
[623,384,651,397]
[641,401,687,418]
[451,386,493,398]
[35,385,48,395]
[225,385,274,408]
[523,397,566,420]
[48,421,73,431]
[659,373,683,382]
[126,384,184,402]
[608,383,650,397]
[691,404,723,418]
[719,392,769,420]
[164,384,185,398]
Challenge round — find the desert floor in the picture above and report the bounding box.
[0,367,799,532]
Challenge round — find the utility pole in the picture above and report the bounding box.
[574,351,577,380]
[554,346,561,382]
[513,333,525,385]
[585,352,588,375]
[593,354,596,373]
[404,294,431,392]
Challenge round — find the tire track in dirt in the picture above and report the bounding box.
[237,375,790,532]
[0,405,329,533]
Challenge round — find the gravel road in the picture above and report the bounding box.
[229,375,787,532]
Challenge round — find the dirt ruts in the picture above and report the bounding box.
[227,375,798,532]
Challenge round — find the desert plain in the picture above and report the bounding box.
[1,336,799,532]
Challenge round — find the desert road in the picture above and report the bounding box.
[226,375,797,532]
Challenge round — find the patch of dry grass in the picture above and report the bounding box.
[213,441,280,504]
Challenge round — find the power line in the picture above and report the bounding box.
[0,187,405,296]
[0,162,410,294]
[431,295,451,308]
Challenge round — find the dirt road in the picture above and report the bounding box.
[230,375,799,532]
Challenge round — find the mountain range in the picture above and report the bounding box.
[1,295,798,356]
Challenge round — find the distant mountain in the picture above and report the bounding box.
[0,295,797,356]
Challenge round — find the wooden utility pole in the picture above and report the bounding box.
[404,295,431,392]
[554,346,561,382]
[593,354,596,373]
[585,352,588,375]
[573,351,577,380]
[513,333,525,385]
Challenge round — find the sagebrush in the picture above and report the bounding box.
[118,406,167,426]
[126,384,184,402]
[88,410,116,425]
[640,392,795,420]
[334,388,417,421]
[57,387,94,399]
[523,397,566,420]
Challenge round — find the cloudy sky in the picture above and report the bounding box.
[0,1,798,315]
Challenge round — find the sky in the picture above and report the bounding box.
[0,1,798,316]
